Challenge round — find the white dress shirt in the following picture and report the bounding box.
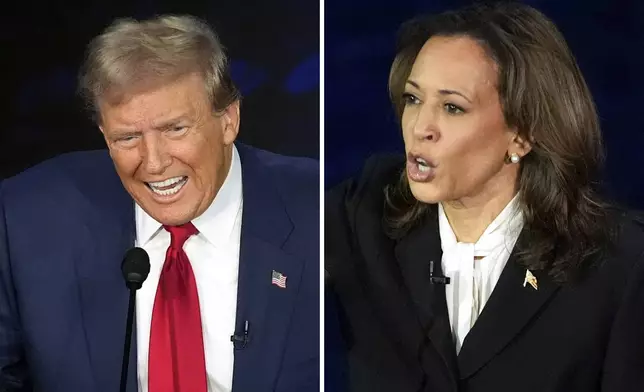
[135,145,243,392]
[439,194,524,354]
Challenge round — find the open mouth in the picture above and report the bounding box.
[406,153,436,182]
[415,157,432,173]
[145,176,188,196]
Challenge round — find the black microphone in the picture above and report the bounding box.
[420,260,449,390]
[120,247,150,392]
[230,320,250,349]
[429,260,450,285]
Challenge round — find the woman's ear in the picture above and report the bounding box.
[510,131,532,157]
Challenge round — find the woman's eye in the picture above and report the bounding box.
[402,93,420,105]
[444,103,465,115]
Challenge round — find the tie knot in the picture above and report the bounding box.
[163,222,198,249]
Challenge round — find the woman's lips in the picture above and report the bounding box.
[406,153,436,183]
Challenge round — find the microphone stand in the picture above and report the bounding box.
[120,289,136,392]
[119,247,149,392]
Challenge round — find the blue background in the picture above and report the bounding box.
[324,0,644,211]
[2,0,319,179]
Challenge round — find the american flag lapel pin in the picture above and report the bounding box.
[271,270,287,289]
[523,269,538,290]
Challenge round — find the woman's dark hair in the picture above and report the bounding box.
[384,2,614,282]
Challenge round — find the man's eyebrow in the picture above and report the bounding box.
[110,130,141,139]
[152,115,190,130]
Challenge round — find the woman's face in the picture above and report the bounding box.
[401,35,526,207]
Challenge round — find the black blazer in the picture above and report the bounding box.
[325,155,644,392]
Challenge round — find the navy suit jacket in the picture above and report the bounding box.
[0,143,319,392]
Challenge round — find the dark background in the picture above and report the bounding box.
[324,0,644,211]
[2,0,319,179]
[324,0,644,389]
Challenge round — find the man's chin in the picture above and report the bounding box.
[134,195,197,226]
[148,208,195,226]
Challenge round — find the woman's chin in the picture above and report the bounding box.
[408,182,443,205]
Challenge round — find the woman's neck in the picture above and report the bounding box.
[442,187,517,243]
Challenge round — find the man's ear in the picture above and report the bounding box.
[220,100,240,145]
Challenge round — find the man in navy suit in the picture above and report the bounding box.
[0,14,318,392]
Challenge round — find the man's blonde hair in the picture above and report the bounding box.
[78,14,240,122]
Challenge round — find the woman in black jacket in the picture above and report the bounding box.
[325,3,644,391]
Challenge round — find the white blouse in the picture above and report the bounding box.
[438,194,524,354]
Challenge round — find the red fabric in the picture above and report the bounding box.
[148,222,207,392]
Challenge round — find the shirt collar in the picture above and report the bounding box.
[135,144,243,248]
[438,192,524,250]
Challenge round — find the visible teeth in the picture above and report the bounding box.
[415,157,429,167]
[148,176,185,188]
[418,164,430,173]
[148,177,187,196]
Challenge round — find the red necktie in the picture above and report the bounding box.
[148,222,207,392]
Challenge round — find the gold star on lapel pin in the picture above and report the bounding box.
[523,269,538,290]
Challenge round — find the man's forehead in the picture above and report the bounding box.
[100,71,207,107]
[98,81,208,126]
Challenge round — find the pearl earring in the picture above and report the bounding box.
[510,153,520,163]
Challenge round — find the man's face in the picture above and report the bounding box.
[100,72,240,225]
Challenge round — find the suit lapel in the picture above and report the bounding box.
[231,145,302,392]
[392,205,562,382]
[457,239,560,379]
[75,165,138,392]
[394,210,459,390]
